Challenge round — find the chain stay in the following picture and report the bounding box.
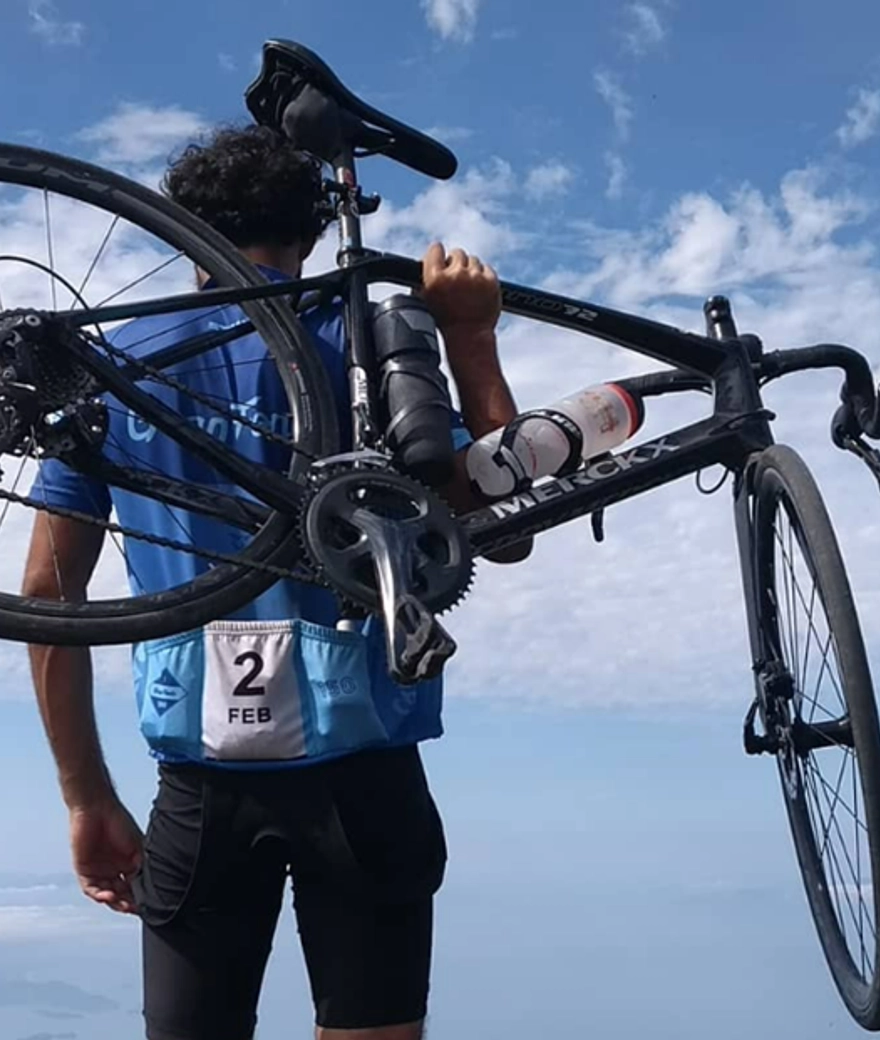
[0,484,311,581]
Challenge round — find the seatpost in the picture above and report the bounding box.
[333,147,380,451]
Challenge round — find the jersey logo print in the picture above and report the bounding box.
[151,668,186,717]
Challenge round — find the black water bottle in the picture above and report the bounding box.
[371,294,456,488]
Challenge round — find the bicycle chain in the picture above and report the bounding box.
[0,484,311,581]
[91,328,303,451]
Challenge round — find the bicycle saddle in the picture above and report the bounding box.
[245,39,458,181]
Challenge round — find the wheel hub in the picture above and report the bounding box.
[0,310,107,458]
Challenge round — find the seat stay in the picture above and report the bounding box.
[245,39,458,181]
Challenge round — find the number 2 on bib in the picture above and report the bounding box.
[233,651,266,697]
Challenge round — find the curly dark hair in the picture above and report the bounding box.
[162,125,328,249]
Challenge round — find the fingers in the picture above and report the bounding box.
[447,248,469,270]
[422,241,447,279]
[81,873,139,915]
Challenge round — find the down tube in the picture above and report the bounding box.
[462,419,743,557]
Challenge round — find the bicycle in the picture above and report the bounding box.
[2,36,880,1030]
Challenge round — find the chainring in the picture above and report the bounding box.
[300,461,474,615]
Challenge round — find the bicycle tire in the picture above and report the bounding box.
[0,141,339,646]
[751,444,880,1028]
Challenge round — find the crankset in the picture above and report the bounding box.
[300,457,474,685]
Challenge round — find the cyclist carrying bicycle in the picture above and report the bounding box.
[21,124,529,1040]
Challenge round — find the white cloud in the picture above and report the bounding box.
[27,0,84,46]
[359,158,525,264]
[837,87,880,149]
[624,2,666,55]
[525,161,575,202]
[594,69,634,142]
[0,904,129,940]
[605,152,628,200]
[424,125,474,144]
[0,883,59,896]
[218,52,236,73]
[3,103,880,722]
[422,0,481,42]
[75,102,207,169]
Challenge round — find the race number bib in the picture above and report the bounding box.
[202,621,307,761]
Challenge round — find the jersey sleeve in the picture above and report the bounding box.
[29,458,112,520]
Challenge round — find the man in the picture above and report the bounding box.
[22,125,528,1040]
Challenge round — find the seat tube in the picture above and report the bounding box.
[333,147,380,450]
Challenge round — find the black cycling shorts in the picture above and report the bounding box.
[131,745,447,1040]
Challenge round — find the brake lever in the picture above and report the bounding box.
[832,407,880,493]
[352,507,457,685]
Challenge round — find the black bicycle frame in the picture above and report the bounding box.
[53,151,880,567]
[55,250,779,567]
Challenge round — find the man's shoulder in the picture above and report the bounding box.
[300,297,345,338]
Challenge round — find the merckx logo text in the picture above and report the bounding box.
[489,437,679,518]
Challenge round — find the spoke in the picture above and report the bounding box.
[808,757,869,834]
[77,214,120,303]
[0,439,34,529]
[798,693,838,723]
[123,305,232,354]
[805,764,872,968]
[809,632,842,723]
[776,530,846,711]
[818,750,853,861]
[96,345,296,449]
[173,357,267,378]
[43,189,57,310]
[809,757,877,964]
[788,516,801,693]
[93,252,184,308]
[774,526,797,667]
[81,473,147,593]
[801,583,818,723]
[104,430,199,552]
[811,769,856,950]
[810,762,877,955]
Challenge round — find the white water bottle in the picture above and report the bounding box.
[465,382,644,498]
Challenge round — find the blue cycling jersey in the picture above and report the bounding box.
[32,267,470,770]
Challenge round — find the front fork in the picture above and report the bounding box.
[733,457,854,764]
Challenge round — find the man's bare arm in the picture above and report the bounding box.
[420,243,533,564]
[22,514,114,810]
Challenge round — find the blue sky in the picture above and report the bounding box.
[3,0,880,1037]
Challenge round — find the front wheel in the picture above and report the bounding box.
[751,444,880,1029]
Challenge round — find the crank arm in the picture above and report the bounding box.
[353,508,457,685]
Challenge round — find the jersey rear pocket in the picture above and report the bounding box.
[201,619,388,762]
[292,620,389,757]
[135,620,390,764]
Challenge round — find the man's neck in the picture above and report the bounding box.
[240,244,303,278]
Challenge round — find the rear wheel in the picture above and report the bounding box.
[752,444,880,1028]
[0,141,339,646]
